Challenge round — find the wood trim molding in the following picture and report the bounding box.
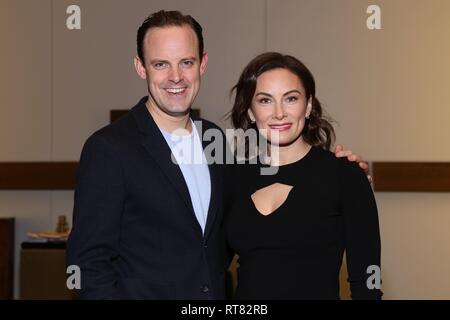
[372,162,450,192]
[1,161,449,191]
[0,162,78,190]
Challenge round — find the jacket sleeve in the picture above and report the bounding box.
[339,160,383,300]
[66,133,125,299]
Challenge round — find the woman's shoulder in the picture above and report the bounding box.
[308,146,366,179]
[334,154,368,185]
[308,146,341,168]
[310,146,336,160]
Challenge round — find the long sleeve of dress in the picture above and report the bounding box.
[339,160,382,300]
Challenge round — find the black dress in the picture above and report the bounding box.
[224,146,382,300]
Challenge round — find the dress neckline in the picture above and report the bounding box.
[261,145,316,170]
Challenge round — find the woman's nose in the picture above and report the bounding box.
[273,102,286,120]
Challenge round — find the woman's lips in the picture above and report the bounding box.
[269,123,292,131]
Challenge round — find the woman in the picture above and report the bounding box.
[225,52,382,300]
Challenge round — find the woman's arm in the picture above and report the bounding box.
[339,160,382,300]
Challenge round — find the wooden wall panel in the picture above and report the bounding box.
[1,161,449,192]
[373,162,450,192]
[0,163,78,190]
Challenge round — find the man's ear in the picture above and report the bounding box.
[200,52,208,75]
[134,56,147,80]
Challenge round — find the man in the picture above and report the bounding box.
[66,10,368,300]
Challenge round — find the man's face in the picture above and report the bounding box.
[135,25,208,117]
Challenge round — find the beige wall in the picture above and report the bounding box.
[50,0,267,161]
[267,0,450,299]
[267,0,450,161]
[1,0,450,299]
[0,0,54,299]
[0,0,265,299]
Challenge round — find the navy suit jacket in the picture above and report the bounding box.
[66,97,228,299]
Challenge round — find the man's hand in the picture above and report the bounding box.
[335,145,373,183]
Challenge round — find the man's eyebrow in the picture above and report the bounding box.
[181,56,198,61]
[149,59,170,65]
[149,57,198,65]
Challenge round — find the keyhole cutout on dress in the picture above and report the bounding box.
[251,183,294,216]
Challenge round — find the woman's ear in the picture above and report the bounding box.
[306,96,313,118]
[248,109,256,123]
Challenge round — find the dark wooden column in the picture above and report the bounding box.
[0,218,15,299]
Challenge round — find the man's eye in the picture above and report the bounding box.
[181,60,194,67]
[154,62,167,69]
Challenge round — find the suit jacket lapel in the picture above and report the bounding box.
[193,118,221,241]
[131,98,201,234]
[203,160,220,241]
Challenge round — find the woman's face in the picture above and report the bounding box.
[248,68,312,146]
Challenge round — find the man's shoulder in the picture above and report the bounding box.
[194,117,223,132]
[84,99,144,151]
[92,111,136,141]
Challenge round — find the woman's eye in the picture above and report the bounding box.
[286,96,298,103]
[259,98,271,104]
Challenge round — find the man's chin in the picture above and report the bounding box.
[165,106,191,117]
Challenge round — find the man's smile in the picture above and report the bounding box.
[165,87,187,94]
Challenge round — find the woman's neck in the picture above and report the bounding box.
[269,137,312,166]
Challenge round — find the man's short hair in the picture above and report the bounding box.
[137,10,204,66]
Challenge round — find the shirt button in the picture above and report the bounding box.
[201,285,209,293]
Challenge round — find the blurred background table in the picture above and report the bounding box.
[20,241,74,300]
